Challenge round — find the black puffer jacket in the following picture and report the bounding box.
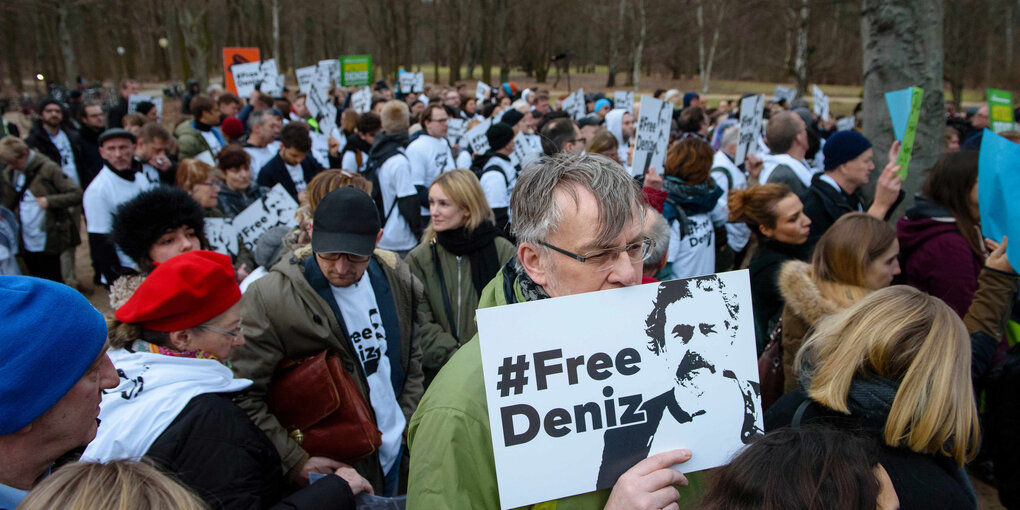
[147,393,355,510]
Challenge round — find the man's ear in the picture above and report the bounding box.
[518,242,548,287]
[168,330,191,352]
[375,229,384,248]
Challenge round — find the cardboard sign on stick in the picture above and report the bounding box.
[885,86,924,179]
[735,94,765,166]
[476,82,492,102]
[614,91,634,114]
[230,61,262,99]
[979,130,1020,265]
[632,95,673,177]
[478,272,763,508]
[204,184,299,257]
[561,89,586,121]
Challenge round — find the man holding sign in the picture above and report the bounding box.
[409,153,694,509]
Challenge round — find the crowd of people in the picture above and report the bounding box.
[1,73,1019,510]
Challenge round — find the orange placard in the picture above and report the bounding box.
[222,47,261,95]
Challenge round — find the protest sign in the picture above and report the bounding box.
[295,65,317,94]
[447,118,466,146]
[259,59,283,96]
[127,94,163,121]
[340,55,372,87]
[836,116,855,132]
[478,272,763,508]
[413,72,425,93]
[352,87,372,114]
[885,86,924,179]
[988,89,1015,134]
[561,88,586,121]
[465,118,492,154]
[222,47,260,95]
[305,80,330,120]
[204,184,299,258]
[230,61,263,98]
[979,129,1020,265]
[632,95,673,177]
[812,85,829,122]
[773,85,796,105]
[614,91,634,114]
[735,94,765,166]
[476,82,492,102]
[512,132,543,167]
[318,59,341,86]
[399,72,416,94]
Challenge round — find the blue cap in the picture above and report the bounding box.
[0,277,108,434]
[823,131,872,171]
[594,98,612,113]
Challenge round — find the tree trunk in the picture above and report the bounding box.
[794,0,809,95]
[272,0,280,61]
[632,0,646,91]
[606,0,626,87]
[480,0,492,83]
[56,2,76,87]
[860,0,943,219]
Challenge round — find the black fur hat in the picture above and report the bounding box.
[113,186,207,266]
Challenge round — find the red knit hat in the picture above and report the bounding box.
[115,251,241,332]
[220,116,244,140]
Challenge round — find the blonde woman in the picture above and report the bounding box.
[765,285,980,510]
[777,213,900,391]
[405,169,515,385]
[18,460,208,510]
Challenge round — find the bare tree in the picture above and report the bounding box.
[606,0,627,87]
[632,0,646,91]
[696,0,726,94]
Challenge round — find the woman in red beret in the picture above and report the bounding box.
[83,250,370,510]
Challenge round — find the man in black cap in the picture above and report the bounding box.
[83,128,156,286]
[235,186,432,497]
[471,123,516,233]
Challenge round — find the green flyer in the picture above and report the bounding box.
[340,55,372,87]
[988,88,1015,134]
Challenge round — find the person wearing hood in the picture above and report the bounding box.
[86,251,370,510]
[341,113,381,174]
[471,122,516,234]
[800,131,904,251]
[605,109,634,168]
[364,100,419,256]
[662,137,727,280]
[897,151,985,317]
[174,94,225,161]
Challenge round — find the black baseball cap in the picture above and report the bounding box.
[311,187,381,257]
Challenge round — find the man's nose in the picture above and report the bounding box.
[607,251,640,286]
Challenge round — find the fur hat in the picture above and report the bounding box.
[112,186,207,267]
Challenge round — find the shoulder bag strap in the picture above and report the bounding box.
[430,242,459,342]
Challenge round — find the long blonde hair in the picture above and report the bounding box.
[795,285,980,465]
[422,169,495,242]
[18,460,208,510]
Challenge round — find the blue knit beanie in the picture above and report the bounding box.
[0,276,108,434]
[823,130,872,171]
[594,98,611,114]
[683,92,700,108]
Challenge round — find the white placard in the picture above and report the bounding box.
[319,103,338,138]
[632,95,672,177]
[511,132,543,167]
[413,72,425,93]
[204,184,299,257]
[127,94,163,122]
[614,91,634,114]
[811,85,829,122]
[447,118,467,146]
[478,272,763,509]
[399,73,416,94]
[318,59,341,85]
[773,85,796,105]
[836,116,855,132]
[465,118,493,154]
[259,59,282,96]
[230,61,262,98]
[476,82,492,102]
[735,94,765,166]
[295,65,317,94]
[352,87,372,114]
[306,79,331,121]
[561,88,586,121]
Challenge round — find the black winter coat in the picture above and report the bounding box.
[748,238,809,353]
[256,154,323,201]
[147,393,355,510]
[800,173,904,252]
[25,120,87,186]
[76,125,105,190]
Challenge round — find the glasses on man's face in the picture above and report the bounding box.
[199,324,241,339]
[539,238,654,272]
[317,252,371,264]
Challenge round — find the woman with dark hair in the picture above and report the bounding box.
[728,183,811,351]
[340,113,381,173]
[217,144,268,218]
[699,426,897,510]
[897,151,984,316]
[662,136,727,280]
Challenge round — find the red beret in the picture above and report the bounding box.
[115,251,240,332]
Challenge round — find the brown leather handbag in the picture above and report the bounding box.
[267,350,382,464]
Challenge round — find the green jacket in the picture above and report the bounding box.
[407,264,704,509]
[405,236,516,384]
[174,120,216,160]
[234,246,432,492]
[1,151,82,254]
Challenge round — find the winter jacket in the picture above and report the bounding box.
[777,260,869,391]
[234,247,429,492]
[748,238,809,354]
[800,173,903,251]
[407,262,706,509]
[219,185,269,219]
[76,125,105,190]
[0,151,82,254]
[148,393,356,510]
[405,236,515,384]
[25,120,86,185]
[897,196,984,317]
[766,387,977,510]
[256,154,323,202]
[175,120,221,160]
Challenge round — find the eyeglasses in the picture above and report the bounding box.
[539,238,654,272]
[317,252,371,263]
[198,324,241,339]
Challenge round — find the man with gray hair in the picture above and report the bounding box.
[711,125,754,270]
[243,109,283,179]
[760,111,812,195]
[408,152,694,509]
[641,205,670,283]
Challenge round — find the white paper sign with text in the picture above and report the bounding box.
[561,88,586,121]
[465,118,492,154]
[351,87,373,114]
[230,61,262,98]
[478,272,763,509]
[614,91,634,114]
[736,94,765,166]
[632,95,672,177]
[476,82,492,102]
[296,65,317,94]
[812,85,829,122]
[204,184,299,257]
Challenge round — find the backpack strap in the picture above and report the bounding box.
[791,398,812,429]
[712,165,734,191]
[481,165,510,187]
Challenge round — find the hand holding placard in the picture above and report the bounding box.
[884,87,924,180]
[979,130,1020,265]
